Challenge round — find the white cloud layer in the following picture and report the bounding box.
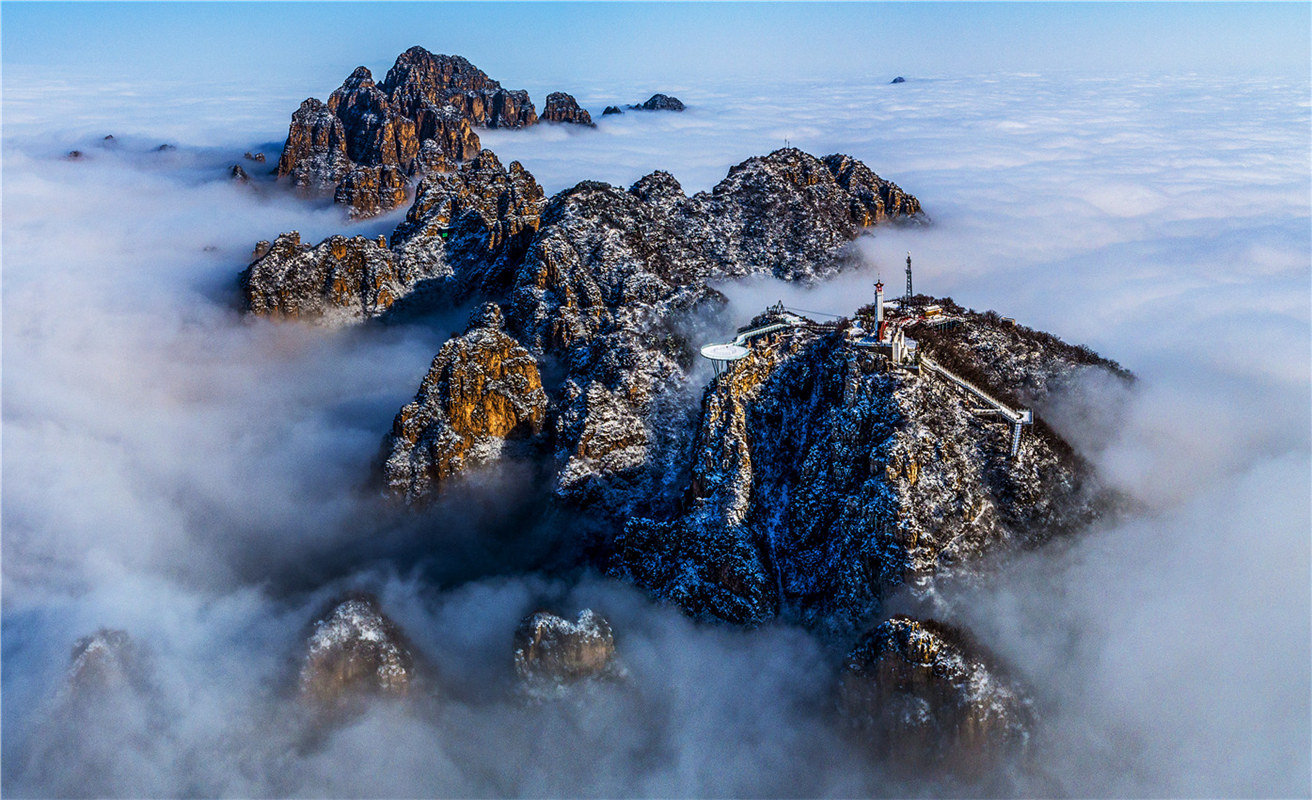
[3,71,1309,795]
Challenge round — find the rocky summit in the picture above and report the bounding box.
[275,47,536,217]
[299,596,417,708]
[839,616,1034,778]
[540,92,595,126]
[383,303,548,501]
[628,93,685,111]
[513,609,621,693]
[275,47,627,217]
[619,303,1120,630]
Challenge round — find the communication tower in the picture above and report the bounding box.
[905,252,914,306]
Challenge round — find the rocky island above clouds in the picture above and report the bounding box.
[275,47,682,218]
[54,47,1132,783]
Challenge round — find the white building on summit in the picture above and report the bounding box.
[700,257,1034,458]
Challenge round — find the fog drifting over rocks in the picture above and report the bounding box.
[3,72,1308,796]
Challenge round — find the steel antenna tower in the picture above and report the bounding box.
[905,252,914,305]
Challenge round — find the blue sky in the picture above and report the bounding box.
[3,2,1308,93]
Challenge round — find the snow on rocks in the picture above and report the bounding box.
[618,303,1118,632]
[381,303,548,501]
[241,231,435,321]
[299,595,416,706]
[839,615,1034,778]
[513,609,623,696]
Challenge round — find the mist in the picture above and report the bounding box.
[3,67,1309,797]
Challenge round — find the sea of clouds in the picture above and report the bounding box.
[3,69,1308,796]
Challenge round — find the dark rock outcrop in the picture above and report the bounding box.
[243,151,265,162]
[513,609,621,692]
[154,144,175,152]
[629,93,685,111]
[839,616,1033,777]
[275,47,540,216]
[299,596,417,707]
[229,164,250,182]
[66,150,83,160]
[540,92,595,126]
[891,76,907,84]
[382,303,548,499]
[602,105,623,116]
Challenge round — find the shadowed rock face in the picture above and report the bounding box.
[839,616,1034,778]
[275,47,537,217]
[513,609,619,690]
[382,303,548,501]
[540,92,595,126]
[299,596,416,707]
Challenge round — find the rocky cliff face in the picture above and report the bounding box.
[382,304,548,501]
[513,609,621,694]
[247,147,922,509]
[241,232,435,321]
[390,149,546,296]
[618,306,1118,631]
[277,98,352,193]
[275,47,537,217]
[822,154,924,225]
[839,616,1033,777]
[299,596,417,707]
[251,147,919,325]
[540,92,595,126]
